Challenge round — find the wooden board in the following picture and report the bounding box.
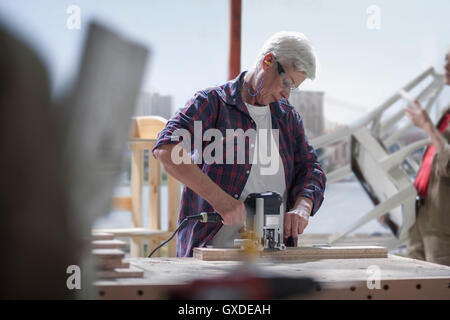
[97,267,144,279]
[112,196,132,211]
[149,144,161,230]
[92,249,125,260]
[92,239,127,250]
[125,255,450,284]
[91,232,114,241]
[130,116,167,140]
[130,145,143,228]
[94,255,450,299]
[96,259,130,270]
[193,246,388,261]
[167,174,181,257]
[92,228,171,238]
[93,249,127,270]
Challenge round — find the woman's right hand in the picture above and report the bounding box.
[404,100,433,131]
[213,194,246,225]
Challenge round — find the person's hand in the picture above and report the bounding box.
[213,194,246,225]
[404,100,445,152]
[404,100,433,131]
[284,206,310,238]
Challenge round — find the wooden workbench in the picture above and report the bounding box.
[94,254,450,299]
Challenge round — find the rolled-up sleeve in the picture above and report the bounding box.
[288,112,327,216]
[152,90,218,157]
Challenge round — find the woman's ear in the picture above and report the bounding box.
[261,53,275,71]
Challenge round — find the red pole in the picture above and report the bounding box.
[228,0,241,80]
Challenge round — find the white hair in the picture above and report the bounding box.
[255,31,316,80]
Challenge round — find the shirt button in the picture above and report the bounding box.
[234,194,239,198]
[246,170,250,174]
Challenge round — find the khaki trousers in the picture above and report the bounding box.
[408,201,450,266]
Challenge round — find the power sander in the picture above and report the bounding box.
[238,191,286,250]
[148,191,294,257]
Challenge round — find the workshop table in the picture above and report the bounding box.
[94,254,450,299]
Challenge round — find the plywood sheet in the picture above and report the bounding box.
[92,239,127,250]
[193,246,388,261]
[92,249,125,260]
[97,267,144,279]
[97,259,130,270]
[92,232,114,241]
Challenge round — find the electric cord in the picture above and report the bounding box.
[147,212,222,258]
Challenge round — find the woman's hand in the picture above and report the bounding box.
[404,100,433,131]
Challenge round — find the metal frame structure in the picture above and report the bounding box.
[310,67,445,249]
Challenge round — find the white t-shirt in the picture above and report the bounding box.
[208,103,287,248]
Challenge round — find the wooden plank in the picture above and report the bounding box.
[167,174,180,257]
[92,232,114,241]
[149,144,161,230]
[97,267,144,279]
[130,144,143,227]
[193,248,245,261]
[92,239,127,250]
[92,249,125,260]
[129,141,156,151]
[94,255,450,299]
[112,196,132,211]
[297,233,395,247]
[130,238,143,258]
[130,116,167,139]
[94,277,450,300]
[96,259,130,270]
[126,255,450,284]
[92,228,171,238]
[260,246,388,260]
[167,175,180,232]
[93,248,127,269]
[193,246,388,261]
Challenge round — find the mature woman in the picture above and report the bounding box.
[153,32,326,256]
[406,48,450,266]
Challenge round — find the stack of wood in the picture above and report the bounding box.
[92,232,143,279]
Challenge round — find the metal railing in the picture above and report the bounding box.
[310,67,445,248]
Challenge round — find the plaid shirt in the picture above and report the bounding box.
[153,71,326,257]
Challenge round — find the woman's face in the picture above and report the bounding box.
[253,54,306,106]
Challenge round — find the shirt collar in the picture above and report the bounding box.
[214,71,289,121]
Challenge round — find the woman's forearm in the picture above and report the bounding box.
[424,122,445,152]
[153,144,228,209]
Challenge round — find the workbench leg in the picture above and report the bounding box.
[130,238,143,257]
[167,175,180,233]
[130,145,143,228]
[149,145,161,230]
[167,174,180,257]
